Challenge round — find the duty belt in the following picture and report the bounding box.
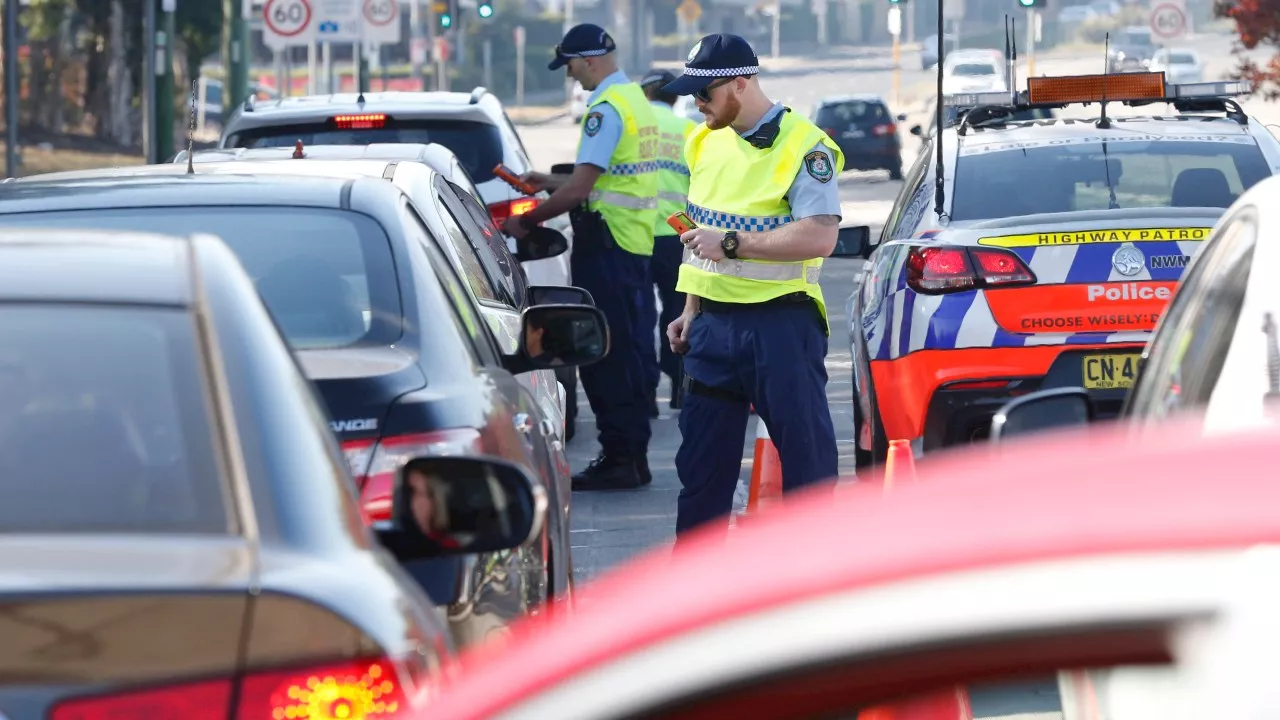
[682,247,821,284]
[588,190,658,210]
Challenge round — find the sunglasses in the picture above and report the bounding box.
[695,77,738,103]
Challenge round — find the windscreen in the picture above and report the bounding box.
[228,118,504,184]
[951,138,1271,221]
[0,305,228,533]
[1169,52,1197,64]
[815,101,889,127]
[951,63,997,77]
[0,207,401,350]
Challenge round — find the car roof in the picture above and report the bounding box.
[947,113,1256,146]
[426,415,1280,716]
[177,157,406,182]
[186,142,461,167]
[815,94,887,105]
[224,90,502,130]
[0,228,196,306]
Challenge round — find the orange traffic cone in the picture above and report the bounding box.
[857,685,973,719]
[883,438,917,491]
[746,416,783,516]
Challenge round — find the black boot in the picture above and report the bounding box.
[637,454,652,486]
[649,393,660,418]
[572,453,645,491]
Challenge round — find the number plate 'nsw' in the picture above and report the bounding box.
[1082,353,1141,390]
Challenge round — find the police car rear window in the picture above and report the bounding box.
[230,119,504,184]
[815,101,889,126]
[0,207,401,351]
[950,138,1271,221]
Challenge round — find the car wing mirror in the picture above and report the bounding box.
[989,387,1096,443]
[831,225,873,260]
[529,285,595,306]
[375,456,546,562]
[505,304,611,375]
[514,226,569,262]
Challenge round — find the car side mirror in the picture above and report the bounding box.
[910,125,923,136]
[529,284,595,306]
[375,456,546,562]
[514,226,569,262]
[989,387,1096,443]
[505,304,610,375]
[830,225,873,259]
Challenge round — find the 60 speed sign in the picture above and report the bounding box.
[1149,2,1187,40]
[364,0,396,25]
[265,0,313,38]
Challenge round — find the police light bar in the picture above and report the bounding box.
[332,113,387,129]
[1171,79,1253,99]
[1027,71,1166,104]
[942,92,1014,109]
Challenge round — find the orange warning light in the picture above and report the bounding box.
[1027,71,1166,104]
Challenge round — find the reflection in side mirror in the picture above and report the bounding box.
[529,284,595,307]
[377,456,546,561]
[910,125,923,137]
[514,226,569,262]
[989,387,1095,443]
[508,304,611,374]
[830,225,873,259]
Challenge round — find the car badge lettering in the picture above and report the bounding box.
[1111,243,1145,277]
[331,418,378,433]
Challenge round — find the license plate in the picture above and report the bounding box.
[842,129,865,138]
[1082,353,1141,390]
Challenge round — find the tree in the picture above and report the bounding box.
[1217,0,1280,99]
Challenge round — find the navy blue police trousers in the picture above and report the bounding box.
[571,241,653,460]
[675,296,838,542]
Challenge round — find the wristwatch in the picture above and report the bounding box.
[721,231,740,260]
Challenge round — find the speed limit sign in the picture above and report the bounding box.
[362,0,401,43]
[1149,2,1188,40]
[263,0,313,47]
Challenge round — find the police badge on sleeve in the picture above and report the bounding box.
[584,111,604,137]
[804,150,834,184]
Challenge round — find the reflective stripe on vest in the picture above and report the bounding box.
[580,82,660,256]
[657,158,690,176]
[682,247,822,283]
[659,190,687,205]
[589,190,658,210]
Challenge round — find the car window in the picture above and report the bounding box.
[815,101,889,126]
[951,140,1271,221]
[229,118,505,184]
[0,305,227,533]
[445,180,526,308]
[401,202,503,366]
[433,193,502,304]
[1169,52,1197,64]
[950,62,998,76]
[0,207,402,350]
[1127,207,1257,420]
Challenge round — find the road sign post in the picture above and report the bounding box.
[514,25,526,106]
[223,0,250,118]
[1149,1,1187,42]
[263,0,314,49]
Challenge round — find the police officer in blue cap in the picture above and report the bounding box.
[503,24,661,491]
[662,34,845,542]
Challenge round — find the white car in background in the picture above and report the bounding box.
[942,49,1008,95]
[1151,49,1205,84]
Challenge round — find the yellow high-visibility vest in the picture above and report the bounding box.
[579,83,660,256]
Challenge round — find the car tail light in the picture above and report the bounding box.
[947,379,1011,391]
[237,657,408,719]
[333,113,387,129]
[872,123,897,136]
[823,127,839,138]
[488,197,539,226]
[905,246,1035,295]
[342,429,483,523]
[50,658,409,720]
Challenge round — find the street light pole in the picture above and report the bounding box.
[157,2,175,160]
[3,0,18,177]
[144,0,156,163]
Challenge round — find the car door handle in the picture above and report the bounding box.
[539,418,557,437]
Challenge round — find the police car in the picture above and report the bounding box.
[846,71,1280,466]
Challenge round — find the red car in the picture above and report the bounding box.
[410,417,1280,719]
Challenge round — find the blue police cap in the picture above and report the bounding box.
[549,23,617,70]
[662,33,760,96]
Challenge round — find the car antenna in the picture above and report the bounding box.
[933,0,947,220]
[1009,15,1019,106]
[1098,32,1112,129]
[185,77,197,174]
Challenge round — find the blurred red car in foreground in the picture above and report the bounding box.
[407,416,1280,720]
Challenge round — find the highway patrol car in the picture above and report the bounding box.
[848,71,1280,466]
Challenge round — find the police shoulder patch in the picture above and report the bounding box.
[804,149,834,183]
[584,111,604,137]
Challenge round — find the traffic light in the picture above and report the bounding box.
[1017,0,1044,8]
[478,1,494,17]
[888,0,907,4]
[434,0,453,28]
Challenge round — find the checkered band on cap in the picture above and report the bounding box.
[560,47,612,59]
[682,65,760,77]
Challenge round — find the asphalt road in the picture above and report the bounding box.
[514,27,1271,586]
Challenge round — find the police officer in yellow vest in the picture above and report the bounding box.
[661,34,844,540]
[504,24,660,491]
[638,69,697,414]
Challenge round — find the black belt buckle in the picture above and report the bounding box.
[681,374,749,404]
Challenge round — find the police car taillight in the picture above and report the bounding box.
[333,113,387,129]
[906,246,1036,295]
